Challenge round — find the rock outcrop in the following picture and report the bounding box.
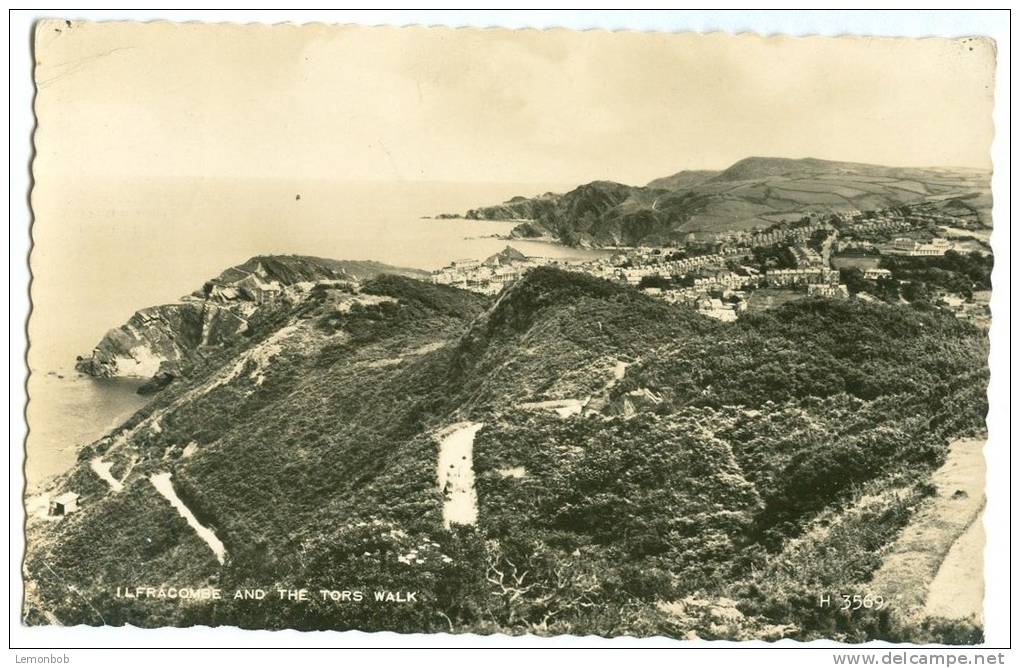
[74,255,423,388]
[75,300,252,379]
[465,192,560,221]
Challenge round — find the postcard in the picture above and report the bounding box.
[24,19,995,643]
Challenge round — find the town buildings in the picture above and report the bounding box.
[764,267,841,288]
[886,237,953,256]
[429,202,977,318]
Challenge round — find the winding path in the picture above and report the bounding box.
[924,507,985,623]
[869,438,985,623]
[90,458,124,492]
[437,423,483,529]
[150,472,226,564]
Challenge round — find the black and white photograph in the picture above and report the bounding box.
[11,9,1010,658]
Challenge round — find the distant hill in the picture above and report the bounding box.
[457,157,992,247]
[706,156,876,182]
[646,169,719,190]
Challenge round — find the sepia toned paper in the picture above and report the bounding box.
[25,19,995,642]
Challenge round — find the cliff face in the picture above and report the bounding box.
[74,255,425,385]
[74,301,250,378]
[465,192,560,221]
[466,181,676,247]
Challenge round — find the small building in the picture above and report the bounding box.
[49,492,79,516]
[764,267,840,288]
[887,237,953,257]
[864,268,893,281]
[807,283,850,298]
[912,238,953,256]
[891,237,918,253]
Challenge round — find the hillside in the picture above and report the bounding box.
[646,169,719,191]
[465,192,561,222]
[25,267,988,641]
[456,157,991,246]
[74,254,428,390]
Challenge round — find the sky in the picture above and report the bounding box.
[33,20,995,187]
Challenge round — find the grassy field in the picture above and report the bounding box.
[743,288,807,312]
[832,256,882,271]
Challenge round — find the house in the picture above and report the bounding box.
[864,268,893,280]
[49,492,79,516]
[887,237,953,257]
[891,238,918,253]
[807,283,849,298]
[764,267,840,287]
[695,297,738,322]
[912,238,953,256]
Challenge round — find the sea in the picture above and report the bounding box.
[25,178,606,488]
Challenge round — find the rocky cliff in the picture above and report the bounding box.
[74,255,426,388]
[465,192,560,221]
[74,300,252,379]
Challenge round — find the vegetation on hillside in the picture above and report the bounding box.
[459,157,991,246]
[840,250,993,307]
[25,267,988,642]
